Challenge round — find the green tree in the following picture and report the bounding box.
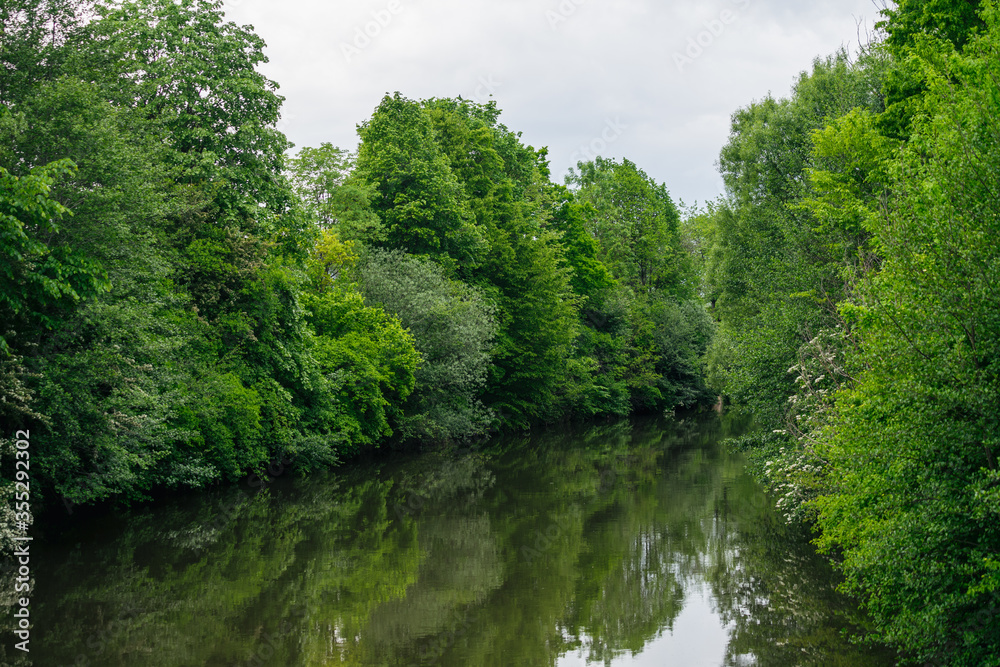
[705,51,886,426]
[812,12,1000,664]
[353,96,581,426]
[0,0,340,507]
[0,0,84,105]
[565,157,712,413]
[74,0,293,221]
[549,197,616,299]
[354,93,485,271]
[876,0,987,140]
[879,0,987,51]
[355,248,496,443]
[303,233,420,449]
[0,159,108,355]
[286,142,383,240]
[568,157,683,293]
[420,98,581,424]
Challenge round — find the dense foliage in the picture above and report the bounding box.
[0,0,705,525]
[702,1,1000,663]
[3,1,997,663]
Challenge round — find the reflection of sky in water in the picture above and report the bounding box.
[557,581,733,666]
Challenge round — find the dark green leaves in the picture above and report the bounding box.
[77,0,292,218]
[0,159,108,352]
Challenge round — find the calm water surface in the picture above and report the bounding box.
[14,413,896,666]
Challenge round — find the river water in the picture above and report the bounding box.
[14,413,896,666]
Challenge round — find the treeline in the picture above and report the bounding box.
[0,0,710,531]
[697,1,1000,664]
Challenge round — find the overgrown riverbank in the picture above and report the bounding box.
[1,0,711,537]
[3,1,998,664]
[696,3,1000,664]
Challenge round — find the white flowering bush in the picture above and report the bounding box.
[760,445,827,524]
[785,327,855,446]
[729,328,856,523]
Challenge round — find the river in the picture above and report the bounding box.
[13,412,895,666]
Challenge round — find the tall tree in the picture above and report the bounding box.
[0,0,87,105]
[567,158,683,293]
[352,96,581,426]
[354,93,485,272]
[74,0,293,221]
[422,98,581,425]
[876,0,988,139]
[704,51,886,425]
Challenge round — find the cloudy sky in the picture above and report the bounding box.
[222,0,882,207]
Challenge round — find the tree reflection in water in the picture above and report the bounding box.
[22,413,896,666]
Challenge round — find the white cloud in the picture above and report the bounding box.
[226,0,881,205]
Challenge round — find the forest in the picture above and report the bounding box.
[1,0,998,664]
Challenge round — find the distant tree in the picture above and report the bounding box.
[354,93,485,272]
[286,143,383,240]
[353,95,581,426]
[567,157,683,293]
[423,98,580,425]
[549,196,616,299]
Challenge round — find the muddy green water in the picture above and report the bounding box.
[14,413,895,666]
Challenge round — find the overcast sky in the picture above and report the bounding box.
[222,0,882,207]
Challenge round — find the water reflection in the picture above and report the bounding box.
[13,413,895,666]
